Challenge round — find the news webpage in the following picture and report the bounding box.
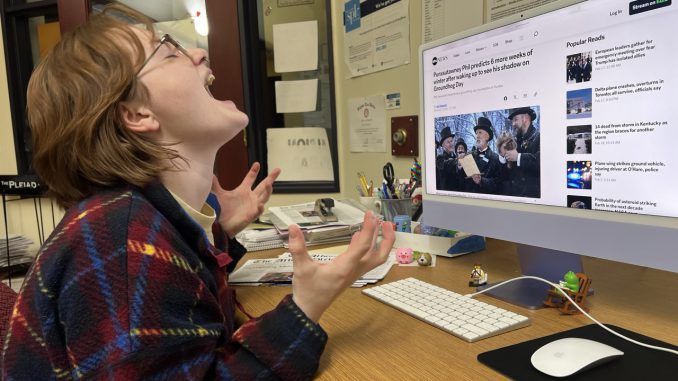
[423,0,678,218]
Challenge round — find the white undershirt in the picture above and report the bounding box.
[169,191,217,245]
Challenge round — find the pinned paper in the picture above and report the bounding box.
[275,79,318,113]
[348,95,386,152]
[460,155,480,177]
[273,21,318,73]
[267,127,334,181]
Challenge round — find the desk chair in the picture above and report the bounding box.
[0,282,17,349]
[543,272,592,315]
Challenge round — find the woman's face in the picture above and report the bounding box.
[133,29,248,149]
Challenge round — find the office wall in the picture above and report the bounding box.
[268,0,484,207]
[328,0,483,200]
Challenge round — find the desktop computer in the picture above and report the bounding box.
[419,0,678,307]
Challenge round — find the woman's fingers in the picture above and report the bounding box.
[288,224,312,269]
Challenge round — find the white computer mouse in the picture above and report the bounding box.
[530,337,624,377]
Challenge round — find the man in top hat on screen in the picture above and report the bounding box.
[446,138,469,192]
[454,139,468,166]
[500,107,541,198]
[464,116,500,194]
[435,125,459,190]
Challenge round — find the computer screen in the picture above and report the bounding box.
[420,0,678,273]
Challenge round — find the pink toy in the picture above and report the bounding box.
[395,247,414,264]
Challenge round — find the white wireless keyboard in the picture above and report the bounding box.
[362,277,530,342]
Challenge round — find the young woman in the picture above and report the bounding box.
[2,5,394,380]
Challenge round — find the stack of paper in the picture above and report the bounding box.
[229,249,396,287]
[268,199,365,246]
[0,234,35,273]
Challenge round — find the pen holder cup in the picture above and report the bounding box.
[359,196,381,215]
[380,198,414,222]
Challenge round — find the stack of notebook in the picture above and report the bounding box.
[237,228,285,251]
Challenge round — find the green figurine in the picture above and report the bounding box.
[559,271,580,293]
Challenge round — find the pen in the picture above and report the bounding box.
[382,183,390,199]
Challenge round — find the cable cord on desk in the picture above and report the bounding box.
[466,276,678,356]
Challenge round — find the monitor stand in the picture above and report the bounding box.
[476,244,587,310]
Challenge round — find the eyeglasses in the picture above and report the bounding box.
[135,34,190,76]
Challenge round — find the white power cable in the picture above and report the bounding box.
[465,275,678,356]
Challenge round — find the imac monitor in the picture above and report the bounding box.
[420,0,678,307]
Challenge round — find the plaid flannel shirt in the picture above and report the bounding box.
[2,183,327,380]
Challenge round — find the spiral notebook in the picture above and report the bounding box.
[243,237,285,252]
[238,228,285,252]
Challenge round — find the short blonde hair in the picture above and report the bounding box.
[27,4,182,209]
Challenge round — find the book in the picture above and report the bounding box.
[0,234,35,269]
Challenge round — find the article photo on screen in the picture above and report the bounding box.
[567,195,592,210]
[566,88,592,119]
[566,125,592,154]
[434,106,541,198]
[566,51,593,84]
[566,160,592,190]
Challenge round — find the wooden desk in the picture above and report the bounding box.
[233,238,678,380]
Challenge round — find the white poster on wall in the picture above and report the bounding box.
[343,0,410,78]
[348,95,386,152]
[267,127,334,181]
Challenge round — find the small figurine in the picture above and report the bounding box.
[395,247,414,264]
[544,272,592,315]
[416,252,432,266]
[559,271,580,293]
[469,264,488,286]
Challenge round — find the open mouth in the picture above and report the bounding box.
[205,74,216,97]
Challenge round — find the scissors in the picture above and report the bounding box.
[383,162,395,194]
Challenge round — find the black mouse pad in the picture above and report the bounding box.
[477,323,678,380]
